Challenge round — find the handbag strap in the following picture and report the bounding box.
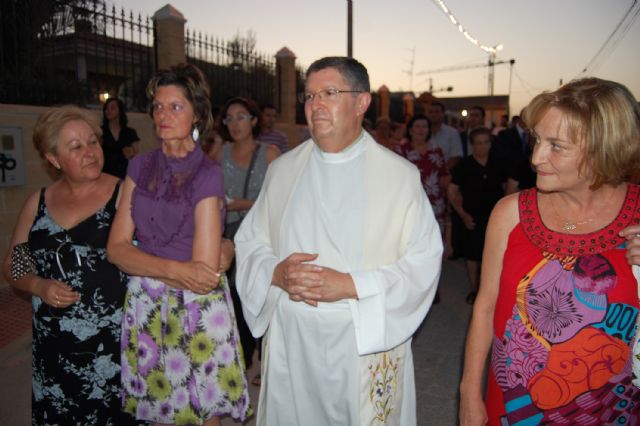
[242,143,261,199]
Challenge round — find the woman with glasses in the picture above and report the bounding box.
[107,64,251,426]
[216,97,280,234]
[214,97,279,383]
[1,106,140,425]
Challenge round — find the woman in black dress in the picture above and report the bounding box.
[102,97,140,179]
[448,127,505,304]
[2,106,140,425]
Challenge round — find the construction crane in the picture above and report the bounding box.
[417,58,515,96]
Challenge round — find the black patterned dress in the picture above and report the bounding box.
[28,184,139,426]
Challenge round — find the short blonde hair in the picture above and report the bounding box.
[523,77,640,189]
[33,105,102,175]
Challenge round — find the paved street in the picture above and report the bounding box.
[0,259,473,426]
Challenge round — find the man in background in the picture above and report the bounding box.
[427,101,463,169]
[459,105,486,157]
[258,103,289,153]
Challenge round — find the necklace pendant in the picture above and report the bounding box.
[562,221,577,231]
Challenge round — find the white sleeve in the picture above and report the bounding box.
[449,129,464,158]
[348,191,443,355]
[234,187,283,338]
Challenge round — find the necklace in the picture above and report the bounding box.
[549,189,616,232]
[558,217,594,232]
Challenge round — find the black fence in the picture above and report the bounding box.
[0,1,154,111]
[185,29,276,111]
[1,1,281,114]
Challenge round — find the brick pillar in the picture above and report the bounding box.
[275,47,296,125]
[378,85,390,119]
[153,5,186,70]
[275,47,297,149]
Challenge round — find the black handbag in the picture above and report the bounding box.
[223,144,261,240]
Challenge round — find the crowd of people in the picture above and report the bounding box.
[2,56,640,426]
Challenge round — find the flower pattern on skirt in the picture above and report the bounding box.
[121,275,251,425]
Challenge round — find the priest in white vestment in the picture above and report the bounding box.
[235,56,443,426]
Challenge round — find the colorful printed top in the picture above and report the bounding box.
[394,142,449,233]
[486,185,640,425]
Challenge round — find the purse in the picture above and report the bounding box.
[223,144,261,241]
[10,242,36,280]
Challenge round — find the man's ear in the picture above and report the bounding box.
[356,92,372,116]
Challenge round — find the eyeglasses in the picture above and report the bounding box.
[298,88,364,104]
[222,113,253,126]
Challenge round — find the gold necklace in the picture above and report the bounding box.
[549,190,616,232]
[550,196,595,231]
[558,216,594,232]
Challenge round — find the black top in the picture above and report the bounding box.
[451,154,505,220]
[28,184,139,425]
[509,154,537,190]
[102,126,140,179]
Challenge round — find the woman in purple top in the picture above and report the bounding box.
[107,63,251,426]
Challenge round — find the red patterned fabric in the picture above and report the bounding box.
[486,185,640,425]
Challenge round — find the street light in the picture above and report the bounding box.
[487,44,503,97]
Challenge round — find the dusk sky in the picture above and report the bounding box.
[136,0,640,118]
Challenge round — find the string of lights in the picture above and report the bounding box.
[430,0,503,53]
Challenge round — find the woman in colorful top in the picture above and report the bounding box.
[394,114,449,234]
[459,78,640,425]
[107,63,251,425]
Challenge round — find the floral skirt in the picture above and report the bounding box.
[120,275,252,425]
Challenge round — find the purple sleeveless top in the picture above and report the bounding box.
[128,145,225,261]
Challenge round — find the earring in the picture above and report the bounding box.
[192,126,200,141]
[54,162,61,170]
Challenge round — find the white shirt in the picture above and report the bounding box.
[429,123,463,161]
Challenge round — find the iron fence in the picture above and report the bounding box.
[185,29,276,111]
[0,0,154,111]
[1,1,282,115]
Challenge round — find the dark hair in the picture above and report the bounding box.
[430,102,446,113]
[146,63,213,138]
[469,127,492,145]
[102,97,128,129]
[221,96,261,140]
[470,105,486,118]
[261,103,276,112]
[306,56,370,92]
[405,114,432,140]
